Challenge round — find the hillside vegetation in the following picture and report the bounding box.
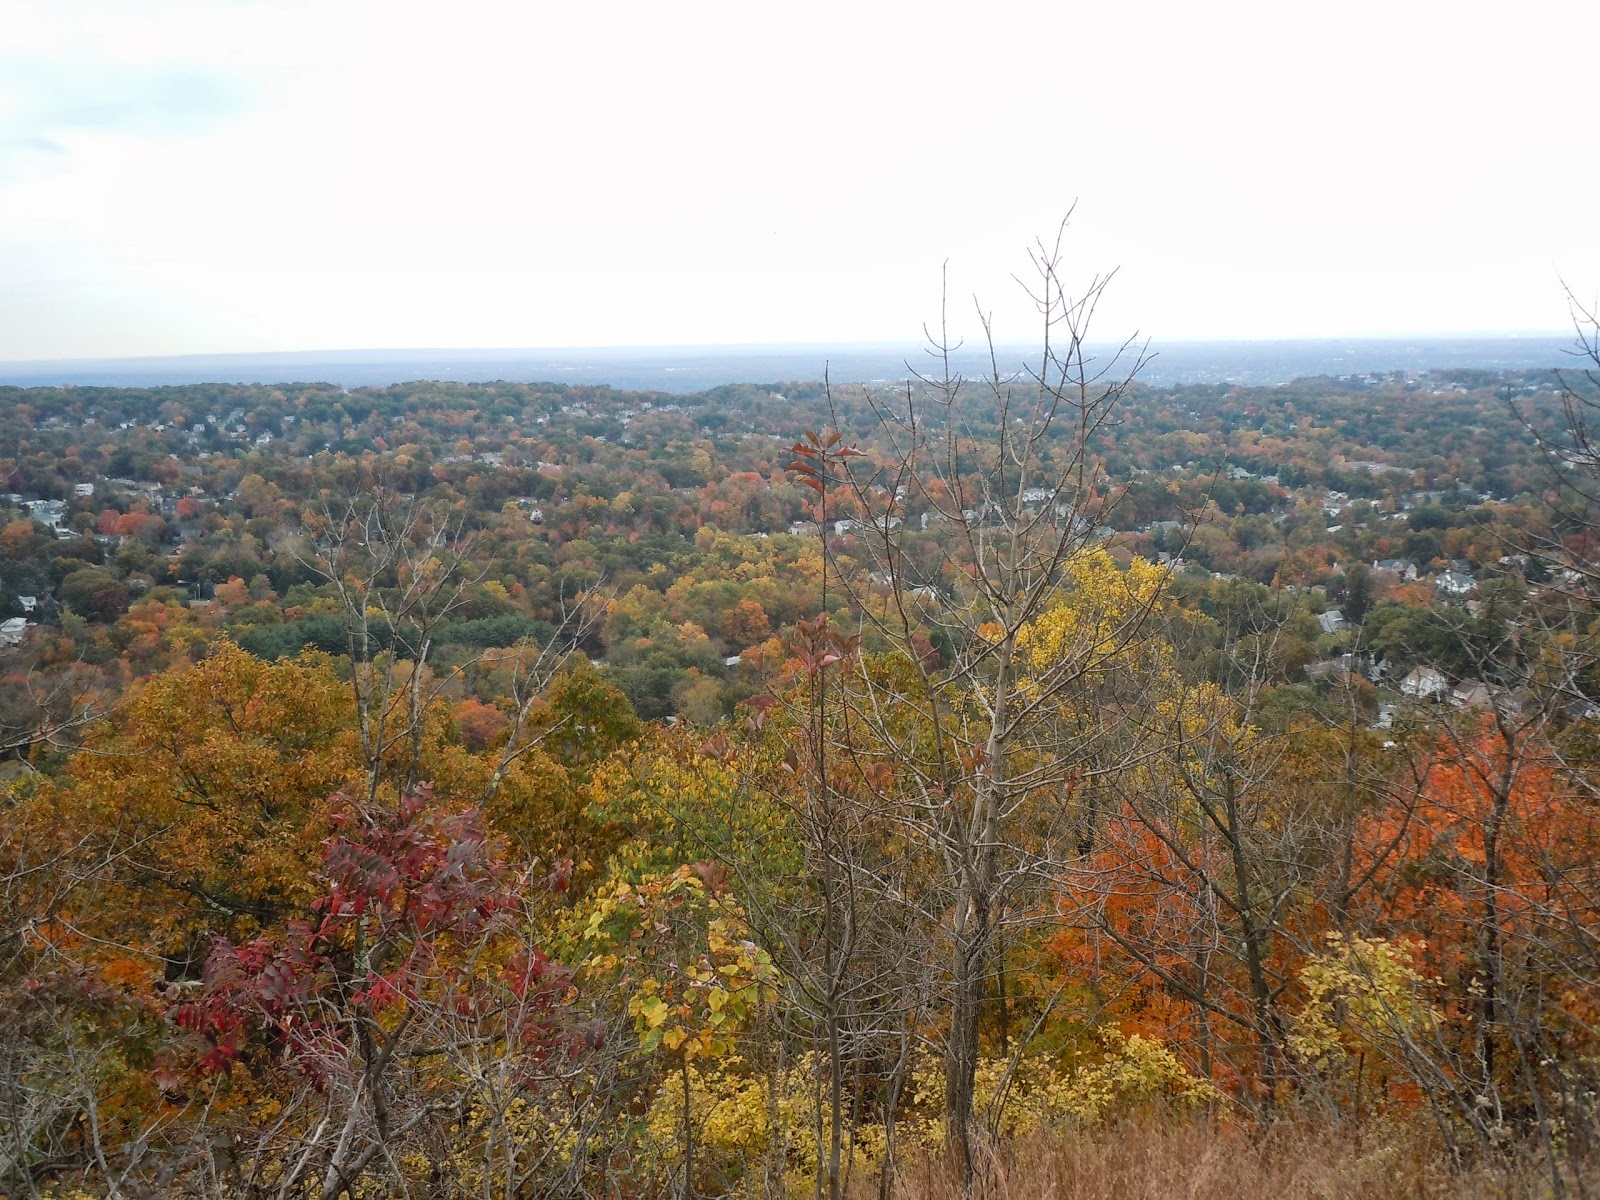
[5,274,1600,1198]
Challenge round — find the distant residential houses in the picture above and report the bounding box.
[0,393,1577,734]
[1567,696,1600,722]
[106,477,167,498]
[1304,651,1389,685]
[18,499,73,538]
[1361,556,1482,599]
[1373,558,1419,581]
[1371,666,1523,715]
[827,514,902,539]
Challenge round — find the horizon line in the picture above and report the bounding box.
[0,330,1578,371]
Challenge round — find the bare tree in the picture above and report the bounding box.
[287,478,598,809]
[799,218,1164,1179]
[731,676,939,1200]
[0,640,113,763]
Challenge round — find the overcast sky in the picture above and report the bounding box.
[2,0,1597,361]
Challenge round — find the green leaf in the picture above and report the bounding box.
[640,997,670,1029]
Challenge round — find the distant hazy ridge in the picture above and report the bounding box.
[0,336,1574,392]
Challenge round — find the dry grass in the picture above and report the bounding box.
[880,1117,1575,1200]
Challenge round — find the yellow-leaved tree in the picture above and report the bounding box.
[32,640,361,965]
[579,864,778,1197]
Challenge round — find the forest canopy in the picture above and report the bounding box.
[4,283,1600,1198]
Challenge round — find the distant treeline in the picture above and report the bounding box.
[235,613,557,661]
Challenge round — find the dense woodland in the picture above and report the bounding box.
[5,277,1600,1198]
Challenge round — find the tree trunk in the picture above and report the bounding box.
[1221,771,1284,1109]
[944,876,991,1183]
[681,1055,695,1200]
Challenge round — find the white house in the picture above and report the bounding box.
[1318,609,1347,635]
[1400,666,1447,701]
[0,617,27,647]
[1435,570,1475,597]
[22,499,67,532]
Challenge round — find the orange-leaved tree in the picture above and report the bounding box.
[1348,721,1600,1155]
